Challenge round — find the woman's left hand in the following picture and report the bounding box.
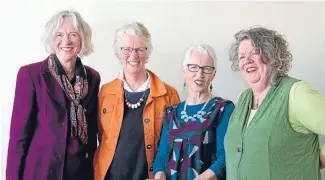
[197,169,217,180]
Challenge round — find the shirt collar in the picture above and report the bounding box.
[116,69,151,92]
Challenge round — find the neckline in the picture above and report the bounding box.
[242,85,275,133]
[183,97,217,107]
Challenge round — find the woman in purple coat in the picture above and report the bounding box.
[6,9,100,180]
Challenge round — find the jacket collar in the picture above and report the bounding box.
[40,55,95,109]
[106,69,167,98]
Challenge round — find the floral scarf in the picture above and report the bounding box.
[48,54,89,144]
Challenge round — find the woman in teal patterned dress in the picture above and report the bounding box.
[152,44,234,180]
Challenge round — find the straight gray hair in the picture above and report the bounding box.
[42,9,94,57]
[183,44,217,70]
[229,26,292,85]
[113,22,153,59]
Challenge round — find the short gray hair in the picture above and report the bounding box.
[183,44,217,70]
[229,26,292,85]
[42,9,94,57]
[113,22,153,59]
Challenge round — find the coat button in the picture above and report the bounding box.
[103,108,107,113]
[57,154,63,160]
[144,118,150,123]
[147,144,152,149]
[149,167,153,171]
[237,147,242,152]
[85,153,88,159]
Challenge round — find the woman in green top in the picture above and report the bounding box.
[224,26,325,180]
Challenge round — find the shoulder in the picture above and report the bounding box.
[162,102,180,126]
[18,59,47,79]
[289,81,322,104]
[290,81,313,95]
[164,100,181,113]
[85,65,100,81]
[214,96,234,106]
[162,82,178,95]
[101,78,121,90]
[99,78,122,96]
[148,70,179,96]
[235,88,251,103]
[211,97,234,114]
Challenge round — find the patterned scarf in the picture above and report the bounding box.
[48,54,89,144]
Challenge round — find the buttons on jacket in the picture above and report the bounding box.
[103,108,107,113]
[147,144,152,149]
[236,146,243,152]
[85,153,88,159]
[144,118,150,123]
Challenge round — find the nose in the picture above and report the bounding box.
[243,55,253,66]
[197,68,205,76]
[129,49,139,57]
[62,35,72,45]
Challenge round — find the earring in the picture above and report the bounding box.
[183,82,186,90]
[209,84,213,92]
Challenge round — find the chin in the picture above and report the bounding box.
[191,87,206,93]
[127,68,142,74]
[60,54,74,59]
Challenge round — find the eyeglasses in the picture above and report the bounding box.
[187,64,215,74]
[120,47,148,55]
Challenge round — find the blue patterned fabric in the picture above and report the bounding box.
[153,97,234,180]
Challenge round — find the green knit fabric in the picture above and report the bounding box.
[224,76,321,180]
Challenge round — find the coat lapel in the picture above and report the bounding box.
[81,67,94,108]
[41,57,67,110]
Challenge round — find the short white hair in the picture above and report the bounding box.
[183,44,217,70]
[113,22,153,59]
[42,9,94,57]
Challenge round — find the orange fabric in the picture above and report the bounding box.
[93,70,180,180]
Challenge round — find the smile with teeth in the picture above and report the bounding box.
[246,67,258,73]
[60,47,73,51]
[128,61,140,66]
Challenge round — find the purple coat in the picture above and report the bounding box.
[6,57,100,180]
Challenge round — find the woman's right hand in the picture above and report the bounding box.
[146,171,167,180]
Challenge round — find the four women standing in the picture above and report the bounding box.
[6,9,325,180]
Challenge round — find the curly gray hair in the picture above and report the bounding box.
[229,26,292,85]
[42,9,94,57]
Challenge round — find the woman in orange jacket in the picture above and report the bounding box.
[93,22,180,180]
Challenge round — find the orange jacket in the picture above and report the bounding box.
[93,70,180,179]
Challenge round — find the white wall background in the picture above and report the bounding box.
[1,1,325,179]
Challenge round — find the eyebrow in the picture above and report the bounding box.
[56,31,79,34]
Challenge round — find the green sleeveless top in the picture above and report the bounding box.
[224,76,321,180]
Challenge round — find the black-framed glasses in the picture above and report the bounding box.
[120,47,148,55]
[187,64,215,74]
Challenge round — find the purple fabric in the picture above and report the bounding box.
[6,56,100,180]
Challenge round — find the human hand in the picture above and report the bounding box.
[146,171,166,180]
